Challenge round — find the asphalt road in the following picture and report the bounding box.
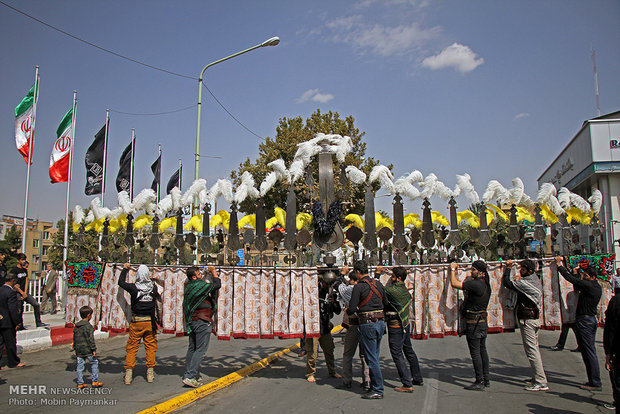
[0,326,614,414]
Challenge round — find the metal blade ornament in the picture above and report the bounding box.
[284,183,297,252]
[198,204,211,252]
[507,204,521,243]
[337,164,350,200]
[101,219,110,247]
[448,197,462,247]
[305,167,316,201]
[254,198,268,252]
[124,214,135,247]
[591,214,603,253]
[77,224,85,245]
[421,198,435,249]
[363,183,378,251]
[149,216,160,250]
[392,193,407,250]
[478,203,491,248]
[313,148,344,251]
[174,210,185,249]
[227,203,242,251]
[533,204,546,243]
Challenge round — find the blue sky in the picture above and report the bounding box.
[1,0,619,223]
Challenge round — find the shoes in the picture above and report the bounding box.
[329,373,342,379]
[464,382,485,391]
[394,386,414,393]
[147,367,155,383]
[337,382,352,389]
[523,377,535,384]
[602,402,616,410]
[36,322,49,328]
[182,378,201,388]
[549,345,564,351]
[484,380,491,388]
[91,381,103,388]
[412,380,424,386]
[361,392,383,399]
[77,384,87,389]
[360,381,370,391]
[571,348,581,353]
[124,369,133,385]
[525,383,549,392]
[580,383,602,391]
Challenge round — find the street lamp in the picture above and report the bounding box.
[194,36,280,213]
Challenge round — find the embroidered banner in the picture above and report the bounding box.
[66,261,106,296]
[569,254,616,282]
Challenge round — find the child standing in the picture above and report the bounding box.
[73,305,102,388]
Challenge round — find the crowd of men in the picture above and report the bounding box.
[1,253,620,410]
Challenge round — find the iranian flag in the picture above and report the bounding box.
[49,108,74,183]
[14,84,37,163]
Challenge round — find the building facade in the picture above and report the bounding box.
[538,111,620,266]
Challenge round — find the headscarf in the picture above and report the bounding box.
[135,264,154,302]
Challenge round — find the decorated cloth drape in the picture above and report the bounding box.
[65,261,613,340]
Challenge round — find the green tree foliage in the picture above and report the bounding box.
[0,225,22,269]
[231,109,389,216]
[49,215,100,269]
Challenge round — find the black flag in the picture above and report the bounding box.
[116,138,134,193]
[150,154,161,196]
[85,123,107,195]
[166,166,182,195]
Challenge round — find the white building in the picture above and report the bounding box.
[538,110,620,266]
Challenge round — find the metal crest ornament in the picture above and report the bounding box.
[185,232,196,247]
[227,203,242,251]
[269,228,283,245]
[346,226,363,245]
[124,214,135,247]
[297,229,312,247]
[254,198,268,252]
[284,183,298,252]
[533,204,546,243]
[478,203,491,248]
[507,204,521,244]
[448,197,462,247]
[363,183,378,251]
[421,198,435,249]
[202,204,211,237]
[313,148,344,251]
[174,210,185,249]
[149,216,160,250]
[392,193,407,249]
[378,227,393,242]
[243,229,255,246]
[198,236,211,253]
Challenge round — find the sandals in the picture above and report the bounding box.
[77,384,88,389]
[92,381,103,388]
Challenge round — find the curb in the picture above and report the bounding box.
[17,326,111,353]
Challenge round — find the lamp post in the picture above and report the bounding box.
[194,36,280,214]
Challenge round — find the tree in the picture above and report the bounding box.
[231,109,389,216]
[0,225,22,269]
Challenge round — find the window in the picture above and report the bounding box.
[33,239,39,248]
[43,231,50,240]
[42,246,49,256]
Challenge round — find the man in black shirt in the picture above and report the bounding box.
[449,260,491,391]
[555,256,602,390]
[11,253,46,328]
[604,279,620,410]
[503,259,548,391]
[0,252,7,286]
[347,260,389,399]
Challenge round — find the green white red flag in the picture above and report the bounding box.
[14,84,37,163]
[49,108,74,183]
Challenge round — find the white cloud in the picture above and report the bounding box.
[513,113,530,120]
[296,89,335,104]
[421,43,484,73]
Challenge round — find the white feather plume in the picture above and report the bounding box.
[157,195,173,217]
[433,177,454,200]
[288,159,306,184]
[259,171,279,197]
[73,205,85,224]
[181,179,206,207]
[234,172,259,204]
[537,183,564,215]
[345,166,367,185]
[557,187,571,210]
[394,176,421,200]
[118,191,133,215]
[419,173,439,199]
[207,179,234,204]
[294,137,323,165]
[108,207,124,220]
[334,135,353,162]
[90,198,111,220]
[482,180,510,204]
[509,177,533,206]
[455,173,480,204]
[198,188,208,206]
[170,187,183,210]
[369,165,395,194]
[569,192,591,213]
[267,159,291,182]
[132,188,157,213]
[589,189,603,214]
[85,210,95,224]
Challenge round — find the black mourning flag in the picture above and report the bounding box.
[115,138,134,193]
[85,123,107,195]
[150,154,161,196]
[166,166,182,195]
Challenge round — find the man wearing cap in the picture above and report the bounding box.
[555,256,602,391]
[503,259,548,391]
[449,260,491,391]
[347,260,389,399]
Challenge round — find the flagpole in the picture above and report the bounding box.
[62,90,77,306]
[178,159,182,191]
[21,66,39,253]
[101,109,110,207]
[157,144,161,202]
[130,128,135,201]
